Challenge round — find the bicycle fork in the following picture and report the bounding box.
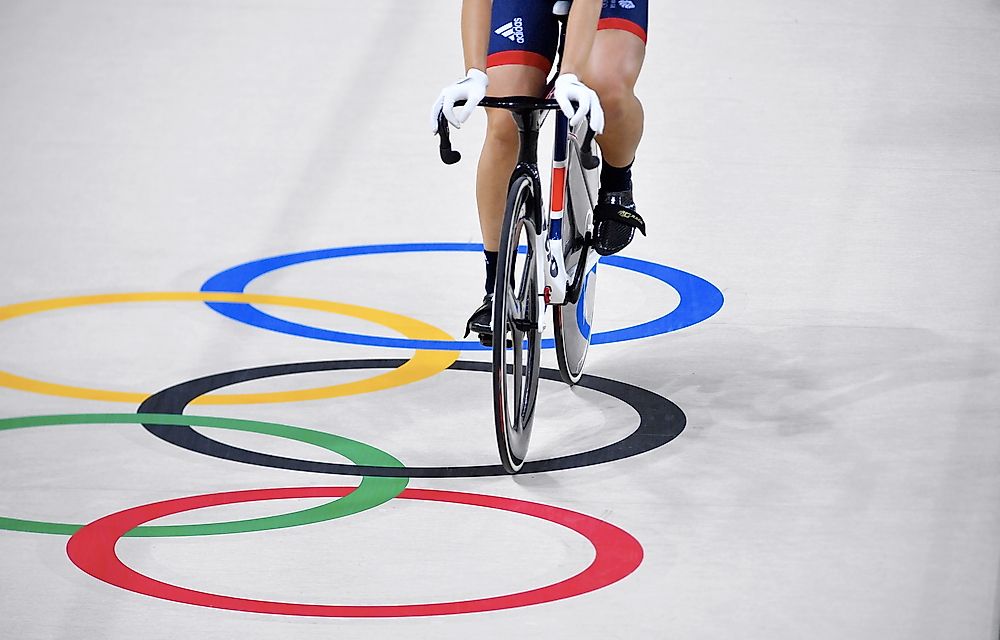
[543,112,600,309]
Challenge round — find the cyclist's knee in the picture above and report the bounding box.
[587,32,644,119]
[484,109,520,152]
[589,74,637,119]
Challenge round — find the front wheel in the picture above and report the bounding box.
[492,175,542,474]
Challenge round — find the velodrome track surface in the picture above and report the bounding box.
[2,2,999,638]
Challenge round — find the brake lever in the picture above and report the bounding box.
[437,113,462,165]
[580,124,599,171]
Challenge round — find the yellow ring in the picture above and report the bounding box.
[0,292,459,404]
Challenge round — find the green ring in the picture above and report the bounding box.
[0,413,407,537]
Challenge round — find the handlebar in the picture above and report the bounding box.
[436,98,599,170]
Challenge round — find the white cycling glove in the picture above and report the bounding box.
[553,73,605,134]
[430,68,489,133]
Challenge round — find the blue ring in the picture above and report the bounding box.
[200,243,724,351]
[576,264,596,339]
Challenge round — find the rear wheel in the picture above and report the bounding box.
[554,158,599,385]
[554,256,598,384]
[492,175,542,474]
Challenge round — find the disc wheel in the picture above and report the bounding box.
[492,175,542,474]
[554,165,599,385]
[554,260,597,384]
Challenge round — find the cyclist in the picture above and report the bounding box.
[430,0,648,343]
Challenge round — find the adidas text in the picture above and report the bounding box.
[494,17,525,44]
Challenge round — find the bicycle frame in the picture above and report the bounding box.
[436,3,601,315]
[546,110,603,307]
[438,96,600,334]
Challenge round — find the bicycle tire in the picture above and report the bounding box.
[492,174,542,473]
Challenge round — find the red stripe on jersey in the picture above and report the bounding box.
[597,17,647,44]
[486,51,553,73]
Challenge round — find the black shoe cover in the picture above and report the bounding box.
[594,191,646,256]
[463,294,493,346]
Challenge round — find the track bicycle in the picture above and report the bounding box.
[436,92,602,473]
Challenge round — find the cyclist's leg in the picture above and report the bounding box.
[477,0,558,253]
[585,28,645,170]
[476,66,547,253]
[467,0,558,341]
[581,8,648,255]
[465,65,546,341]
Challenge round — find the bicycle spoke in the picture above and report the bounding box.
[505,289,522,322]
[515,245,533,301]
[511,326,523,430]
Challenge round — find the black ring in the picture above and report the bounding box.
[139,359,685,477]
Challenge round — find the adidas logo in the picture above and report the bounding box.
[494,17,525,44]
[618,0,636,8]
[495,22,516,39]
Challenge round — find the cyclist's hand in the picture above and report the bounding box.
[554,73,605,134]
[430,69,489,132]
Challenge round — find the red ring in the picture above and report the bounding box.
[66,487,643,617]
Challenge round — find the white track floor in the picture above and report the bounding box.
[2,2,999,638]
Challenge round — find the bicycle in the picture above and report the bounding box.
[435,88,603,473]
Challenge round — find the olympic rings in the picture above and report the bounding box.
[67,486,643,617]
[0,413,407,536]
[199,243,725,351]
[139,359,686,477]
[0,292,458,404]
[0,242,702,616]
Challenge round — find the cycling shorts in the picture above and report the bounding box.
[487,0,648,73]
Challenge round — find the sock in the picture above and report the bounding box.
[600,160,633,194]
[484,250,498,294]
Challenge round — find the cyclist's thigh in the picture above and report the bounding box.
[485,1,554,132]
[588,30,645,91]
[487,0,559,77]
[589,0,648,89]
[486,65,547,100]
